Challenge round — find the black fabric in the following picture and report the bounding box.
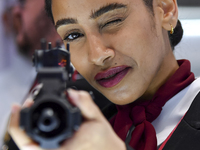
[157,143,163,149]
[4,137,19,150]
[163,92,200,150]
[102,103,117,120]
[125,125,135,144]
[126,143,135,150]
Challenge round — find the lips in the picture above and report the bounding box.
[95,66,131,88]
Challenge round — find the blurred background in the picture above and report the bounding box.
[175,0,200,77]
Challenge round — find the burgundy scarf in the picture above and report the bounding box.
[110,60,195,150]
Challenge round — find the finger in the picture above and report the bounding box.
[67,89,103,121]
[22,99,34,108]
[8,104,39,150]
[21,145,43,150]
[8,104,21,129]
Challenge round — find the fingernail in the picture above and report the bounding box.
[11,104,20,114]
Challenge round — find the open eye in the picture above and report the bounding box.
[64,32,84,42]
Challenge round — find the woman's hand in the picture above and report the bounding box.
[8,89,126,150]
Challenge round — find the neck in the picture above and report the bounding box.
[139,49,179,101]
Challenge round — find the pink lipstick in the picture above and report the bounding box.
[95,66,130,88]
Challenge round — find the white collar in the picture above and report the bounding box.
[152,78,200,145]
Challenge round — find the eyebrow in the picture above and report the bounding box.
[56,18,78,30]
[55,3,127,30]
[90,3,127,19]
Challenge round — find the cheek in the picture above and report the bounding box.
[129,22,162,65]
[71,53,83,71]
[101,27,164,104]
[70,49,91,80]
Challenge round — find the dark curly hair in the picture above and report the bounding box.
[45,0,183,49]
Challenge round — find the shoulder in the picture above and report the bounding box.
[160,78,200,150]
[152,77,200,145]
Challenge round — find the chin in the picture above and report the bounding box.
[106,85,148,105]
[105,92,138,105]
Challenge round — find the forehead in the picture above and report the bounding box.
[26,0,44,6]
[23,0,45,13]
[51,0,139,22]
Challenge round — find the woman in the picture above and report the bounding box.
[8,0,200,149]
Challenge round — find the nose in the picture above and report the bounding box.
[87,35,114,66]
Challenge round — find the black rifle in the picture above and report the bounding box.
[20,40,81,149]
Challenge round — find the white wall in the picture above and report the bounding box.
[174,7,200,77]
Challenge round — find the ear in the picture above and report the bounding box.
[12,5,25,44]
[2,11,13,34]
[3,5,25,43]
[156,0,178,31]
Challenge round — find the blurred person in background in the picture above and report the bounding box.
[0,0,61,147]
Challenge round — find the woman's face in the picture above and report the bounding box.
[52,0,174,105]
